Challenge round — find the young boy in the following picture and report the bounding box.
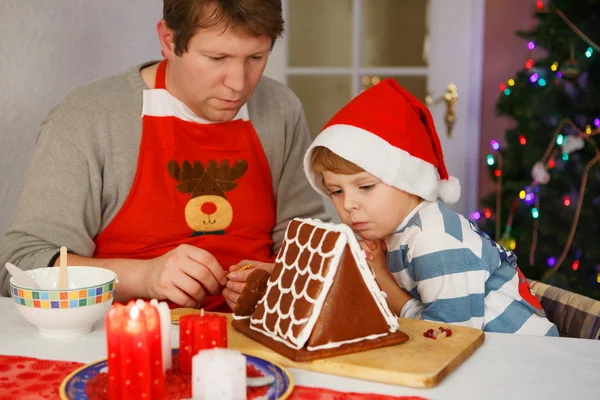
[303,78,558,336]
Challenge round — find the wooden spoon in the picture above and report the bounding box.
[59,246,69,289]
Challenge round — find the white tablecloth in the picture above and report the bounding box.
[0,298,598,399]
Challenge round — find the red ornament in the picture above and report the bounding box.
[179,313,228,375]
[548,158,556,169]
[572,260,580,271]
[519,135,527,145]
[494,170,502,177]
[516,268,544,311]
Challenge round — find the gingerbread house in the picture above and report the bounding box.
[232,218,408,361]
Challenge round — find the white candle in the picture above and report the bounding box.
[192,348,246,400]
[150,299,172,371]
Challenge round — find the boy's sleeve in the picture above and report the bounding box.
[400,298,425,319]
[406,231,489,329]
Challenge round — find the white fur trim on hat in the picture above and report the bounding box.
[304,124,456,202]
[437,176,461,204]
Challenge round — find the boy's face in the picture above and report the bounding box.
[322,171,420,240]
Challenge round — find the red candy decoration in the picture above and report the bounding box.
[423,326,453,339]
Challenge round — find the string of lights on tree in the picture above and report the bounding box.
[471,1,600,285]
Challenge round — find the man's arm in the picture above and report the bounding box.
[0,122,155,303]
[271,95,330,251]
[54,254,151,301]
[0,120,102,296]
[56,246,227,307]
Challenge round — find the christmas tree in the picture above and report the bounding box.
[478,0,600,299]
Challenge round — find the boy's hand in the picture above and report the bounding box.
[359,239,388,271]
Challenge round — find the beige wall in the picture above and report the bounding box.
[478,0,533,201]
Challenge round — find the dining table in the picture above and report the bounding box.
[0,297,598,400]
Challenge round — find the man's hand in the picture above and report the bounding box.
[146,244,227,308]
[222,260,274,311]
[359,239,388,271]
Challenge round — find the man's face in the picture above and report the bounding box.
[165,24,272,122]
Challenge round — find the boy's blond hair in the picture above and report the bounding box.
[310,146,365,175]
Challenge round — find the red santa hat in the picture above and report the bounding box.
[304,78,460,204]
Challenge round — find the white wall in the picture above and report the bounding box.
[0,1,164,238]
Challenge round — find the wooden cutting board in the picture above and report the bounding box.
[226,315,484,388]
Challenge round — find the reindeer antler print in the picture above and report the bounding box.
[167,158,249,235]
[216,160,248,192]
[167,160,206,194]
[167,159,248,196]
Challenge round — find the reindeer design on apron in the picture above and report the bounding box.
[167,159,248,236]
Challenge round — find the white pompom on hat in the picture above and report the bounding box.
[304,78,460,204]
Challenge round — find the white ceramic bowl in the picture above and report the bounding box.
[9,266,117,339]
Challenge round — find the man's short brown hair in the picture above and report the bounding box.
[163,0,284,56]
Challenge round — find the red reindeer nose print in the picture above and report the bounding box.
[201,202,217,215]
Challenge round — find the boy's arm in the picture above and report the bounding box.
[408,232,488,329]
[372,265,414,315]
[361,240,413,315]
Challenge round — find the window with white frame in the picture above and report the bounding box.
[282,0,430,138]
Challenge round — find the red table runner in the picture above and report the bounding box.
[0,355,426,400]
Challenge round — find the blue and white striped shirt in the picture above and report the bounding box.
[385,201,558,336]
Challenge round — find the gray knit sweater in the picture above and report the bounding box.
[0,62,329,296]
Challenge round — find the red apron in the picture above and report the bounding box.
[93,60,276,311]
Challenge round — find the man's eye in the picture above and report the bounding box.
[210,56,225,61]
[329,189,343,196]
[251,56,264,61]
[360,185,375,191]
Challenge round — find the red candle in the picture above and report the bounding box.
[105,301,166,400]
[106,304,125,399]
[179,311,228,375]
[179,314,195,376]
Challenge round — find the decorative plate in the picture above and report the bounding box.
[60,349,293,400]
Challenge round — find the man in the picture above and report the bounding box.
[0,0,328,311]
